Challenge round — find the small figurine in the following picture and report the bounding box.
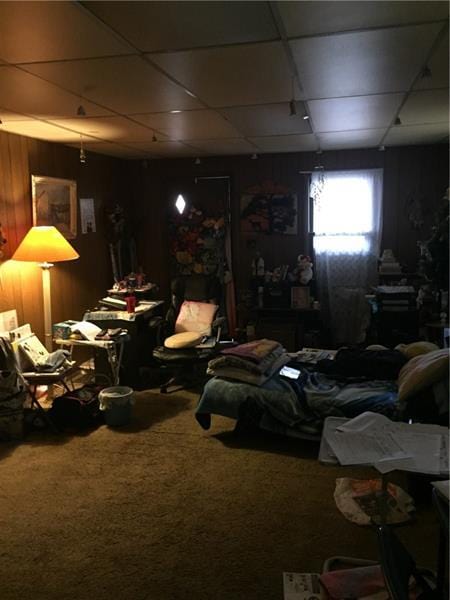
[297,254,313,285]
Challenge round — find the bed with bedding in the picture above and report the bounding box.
[195,341,449,438]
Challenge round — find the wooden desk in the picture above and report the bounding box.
[254,307,321,351]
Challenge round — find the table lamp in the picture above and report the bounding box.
[12,226,79,351]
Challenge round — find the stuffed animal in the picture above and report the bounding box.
[297,254,313,285]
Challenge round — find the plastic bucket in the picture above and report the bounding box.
[99,386,134,427]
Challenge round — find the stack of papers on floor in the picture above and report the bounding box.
[321,412,448,475]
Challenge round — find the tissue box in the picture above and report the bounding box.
[52,320,77,340]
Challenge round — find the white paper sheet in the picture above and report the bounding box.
[374,432,442,475]
[326,430,411,466]
[337,412,392,433]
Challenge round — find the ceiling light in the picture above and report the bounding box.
[289,99,297,116]
[251,153,258,160]
[170,110,182,114]
[185,89,197,98]
[77,104,86,116]
[152,132,158,142]
[378,145,386,151]
[175,194,186,214]
[394,116,402,125]
[194,157,201,165]
[421,65,432,78]
[79,135,86,164]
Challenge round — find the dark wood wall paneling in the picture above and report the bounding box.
[128,144,449,300]
[1,130,447,338]
[0,130,125,341]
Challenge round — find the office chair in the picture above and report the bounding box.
[151,274,225,393]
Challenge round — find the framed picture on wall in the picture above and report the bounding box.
[32,175,77,239]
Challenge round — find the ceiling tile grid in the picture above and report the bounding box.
[0,1,447,157]
[83,1,278,52]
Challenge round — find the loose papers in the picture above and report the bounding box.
[325,411,446,475]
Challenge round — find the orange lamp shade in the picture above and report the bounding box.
[12,226,79,263]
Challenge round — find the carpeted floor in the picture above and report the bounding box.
[0,390,440,600]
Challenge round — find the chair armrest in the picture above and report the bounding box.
[148,316,173,347]
[212,316,226,328]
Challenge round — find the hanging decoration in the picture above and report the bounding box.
[169,205,225,276]
[240,180,298,235]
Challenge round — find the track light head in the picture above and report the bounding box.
[77,105,86,116]
[289,99,297,116]
[194,157,201,165]
[251,153,258,160]
[394,116,402,125]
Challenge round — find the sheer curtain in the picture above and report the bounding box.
[311,169,383,346]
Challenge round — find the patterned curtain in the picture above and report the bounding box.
[311,169,383,346]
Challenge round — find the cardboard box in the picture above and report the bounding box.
[52,320,77,340]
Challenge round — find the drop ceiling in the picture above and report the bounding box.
[0,1,448,159]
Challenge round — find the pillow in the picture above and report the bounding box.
[164,331,203,350]
[395,341,440,360]
[398,348,449,402]
[175,301,218,336]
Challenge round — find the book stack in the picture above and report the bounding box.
[379,249,402,275]
[375,285,416,312]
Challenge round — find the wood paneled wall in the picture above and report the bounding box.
[0,130,125,341]
[128,144,449,300]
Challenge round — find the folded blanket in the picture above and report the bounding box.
[221,338,281,364]
[207,353,289,386]
[208,346,284,375]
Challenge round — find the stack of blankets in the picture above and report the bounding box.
[207,338,289,386]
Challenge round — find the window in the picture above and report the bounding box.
[311,169,383,255]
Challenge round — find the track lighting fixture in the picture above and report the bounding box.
[394,116,402,125]
[421,65,432,79]
[378,145,386,151]
[0,117,2,125]
[152,132,158,142]
[302,113,309,120]
[194,157,201,165]
[289,75,298,116]
[251,153,258,160]
[289,99,297,116]
[77,104,86,116]
[79,135,86,164]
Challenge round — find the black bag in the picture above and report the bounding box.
[49,385,104,430]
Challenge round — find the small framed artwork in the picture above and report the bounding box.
[32,175,77,239]
[291,286,310,309]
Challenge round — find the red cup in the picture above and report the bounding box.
[125,295,136,313]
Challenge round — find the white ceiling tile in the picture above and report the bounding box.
[73,141,150,159]
[278,1,448,38]
[132,110,240,140]
[49,116,165,143]
[0,1,131,63]
[128,141,201,157]
[384,122,448,146]
[1,120,98,143]
[219,103,312,137]
[151,42,295,107]
[400,90,449,124]
[24,56,202,114]
[414,31,449,90]
[0,108,35,122]
[318,129,385,150]
[250,134,318,153]
[309,94,403,133]
[85,1,277,52]
[0,66,113,119]
[188,138,257,155]
[290,23,441,99]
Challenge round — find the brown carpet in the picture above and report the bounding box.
[0,390,440,600]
